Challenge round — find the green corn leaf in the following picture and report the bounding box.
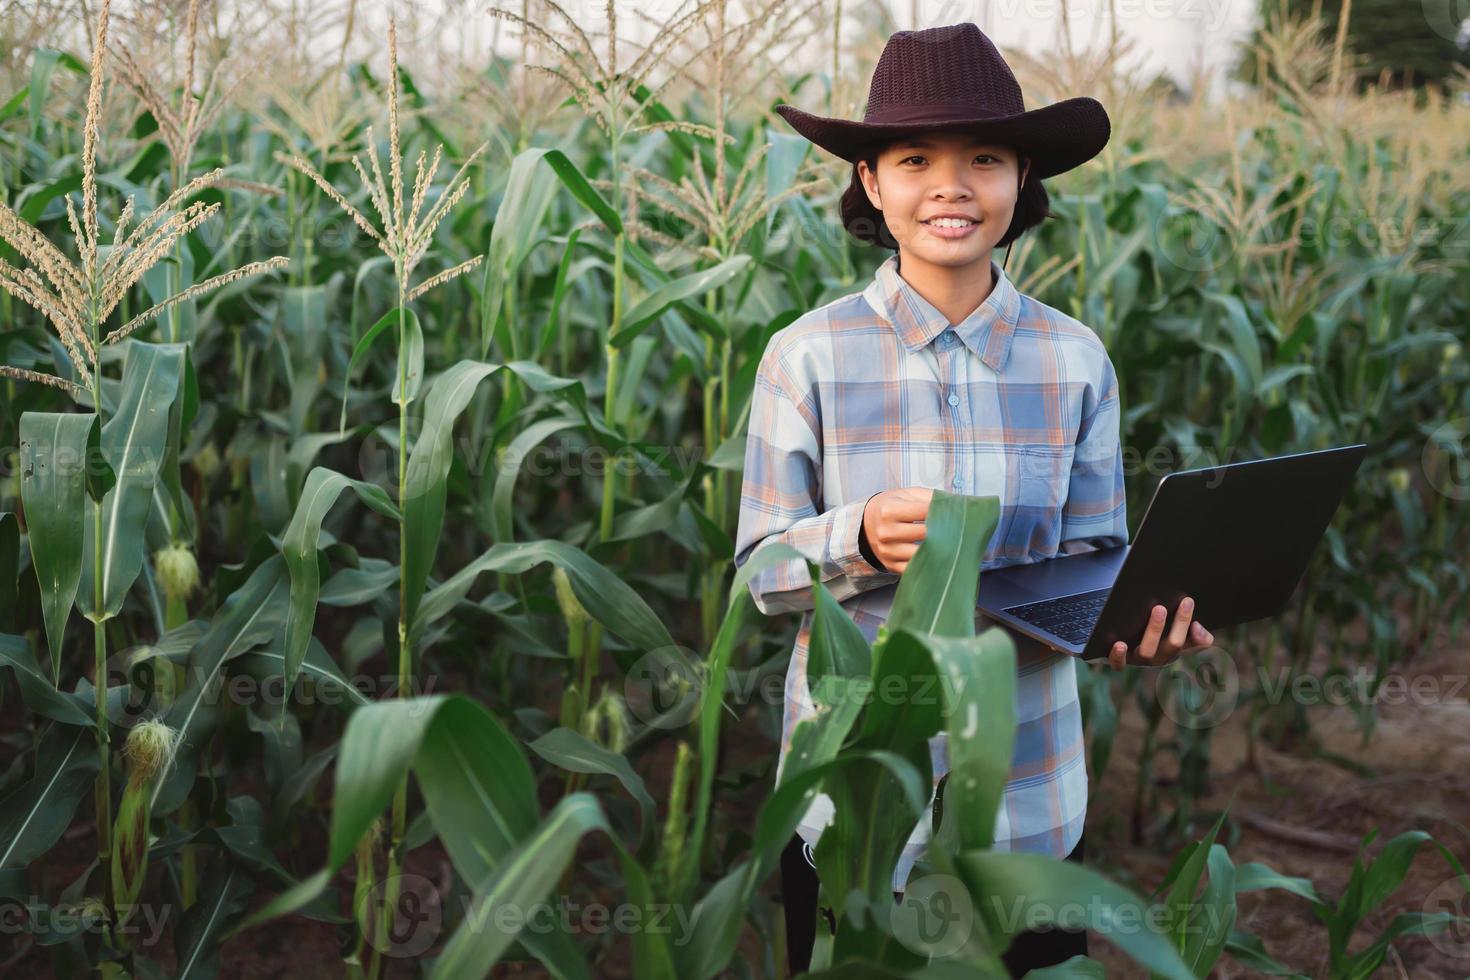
[1232,860,1322,903]
[806,574,873,706]
[340,303,400,435]
[1345,910,1469,979]
[174,864,252,980]
[1181,843,1237,976]
[231,695,588,980]
[402,359,502,625]
[411,539,677,660]
[1222,930,1310,977]
[0,85,27,127]
[540,148,621,234]
[161,554,291,807]
[1019,956,1108,978]
[611,255,751,349]
[764,130,808,238]
[0,633,93,727]
[18,411,94,678]
[480,146,561,359]
[230,637,374,709]
[0,724,99,868]
[528,726,656,860]
[886,490,1000,639]
[1161,808,1230,949]
[405,359,638,628]
[428,793,616,980]
[391,305,425,407]
[535,227,583,360]
[675,748,919,980]
[279,467,401,696]
[896,628,1017,856]
[490,417,581,544]
[77,341,188,622]
[83,408,115,502]
[281,281,334,437]
[956,850,1196,980]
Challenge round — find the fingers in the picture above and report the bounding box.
[883,496,931,522]
[882,543,922,572]
[1166,597,1195,651]
[1137,604,1166,663]
[1108,605,1215,672]
[881,521,928,543]
[1189,620,1214,650]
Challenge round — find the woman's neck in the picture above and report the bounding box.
[895,250,997,326]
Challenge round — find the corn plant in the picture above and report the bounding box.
[229,492,1196,978]
[1,0,285,947]
[0,2,1465,977]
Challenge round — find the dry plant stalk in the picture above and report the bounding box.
[273,16,487,302]
[106,0,264,183]
[453,0,572,161]
[485,0,710,147]
[0,0,288,399]
[252,0,373,167]
[624,0,827,258]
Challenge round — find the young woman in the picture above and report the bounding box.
[734,22,1215,976]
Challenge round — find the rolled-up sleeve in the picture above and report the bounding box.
[733,347,897,615]
[1057,349,1129,556]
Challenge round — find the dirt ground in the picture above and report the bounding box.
[1084,623,1470,979]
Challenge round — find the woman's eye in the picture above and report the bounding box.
[901,154,996,165]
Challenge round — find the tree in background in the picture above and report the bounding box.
[1236,0,1470,94]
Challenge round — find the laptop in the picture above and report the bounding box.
[976,444,1369,662]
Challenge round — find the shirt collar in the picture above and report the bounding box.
[862,252,1021,373]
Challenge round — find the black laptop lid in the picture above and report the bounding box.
[1085,444,1369,660]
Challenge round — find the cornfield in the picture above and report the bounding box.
[1,0,1467,977]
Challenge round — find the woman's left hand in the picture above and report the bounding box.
[1107,596,1213,670]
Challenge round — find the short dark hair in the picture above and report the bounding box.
[838,138,1052,251]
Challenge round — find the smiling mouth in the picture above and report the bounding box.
[921,218,979,228]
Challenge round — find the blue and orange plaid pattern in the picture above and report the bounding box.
[734,251,1129,892]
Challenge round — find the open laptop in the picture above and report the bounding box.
[976,444,1369,662]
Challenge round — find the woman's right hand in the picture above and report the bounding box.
[861,487,934,574]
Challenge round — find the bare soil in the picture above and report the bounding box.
[1085,623,1470,979]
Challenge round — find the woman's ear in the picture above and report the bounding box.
[857,159,881,210]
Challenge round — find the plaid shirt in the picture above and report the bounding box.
[734,251,1128,891]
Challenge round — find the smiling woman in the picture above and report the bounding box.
[753,20,1159,978]
[837,134,1054,261]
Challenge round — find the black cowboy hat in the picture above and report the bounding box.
[773,22,1110,179]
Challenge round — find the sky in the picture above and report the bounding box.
[361,0,1263,100]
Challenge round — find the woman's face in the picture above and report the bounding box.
[857,130,1029,269]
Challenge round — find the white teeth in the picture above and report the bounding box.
[925,217,975,228]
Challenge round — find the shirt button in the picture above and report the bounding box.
[947,392,959,406]
[952,476,962,488]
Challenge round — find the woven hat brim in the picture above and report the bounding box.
[773,97,1110,179]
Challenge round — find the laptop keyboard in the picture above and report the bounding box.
[1003,588,1111,645]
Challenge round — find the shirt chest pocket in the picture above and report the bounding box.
[1016,448,1072,511]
